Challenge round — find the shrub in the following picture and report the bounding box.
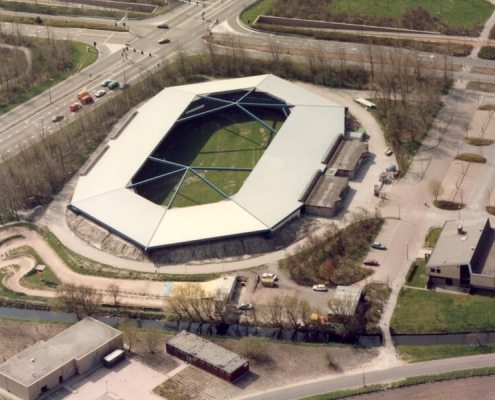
[455,153,486,163]
[237,337,266,360]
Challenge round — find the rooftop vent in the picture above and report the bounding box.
[31,358,35,363]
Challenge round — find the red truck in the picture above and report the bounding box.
[69,103,80,112]
[80,94,93,104]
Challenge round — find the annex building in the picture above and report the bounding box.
[426,218,495,290]
[0,318,122,400]
[68,75,347,252]
[166,331,249,382]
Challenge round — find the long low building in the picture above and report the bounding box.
[0,318,123,400]
[166,331,249,382]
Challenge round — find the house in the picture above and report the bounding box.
[0,317,123,400]
[166,331,249,382]
[426,218,495,290]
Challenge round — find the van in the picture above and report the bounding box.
[77,90,89,99]
[69,103,80,112]
[80,94,93,104]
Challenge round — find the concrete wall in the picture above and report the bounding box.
[0,376,30,400]
[471,274,495,290]
[76,335,123,374]
[427,265,460,280]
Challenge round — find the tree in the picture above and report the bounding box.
[143,329,161,354]
[236,337,266,360]
[56,283,102,320]
[107,283,121,306]
[428,179,444,202]
[120,317,138,352]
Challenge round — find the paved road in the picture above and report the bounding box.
[238,353,495,400]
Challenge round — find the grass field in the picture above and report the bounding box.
[426,227,442,248]
[391,287,495,334]
[330,0,493,28]
[137,107,284,207]
[397,343,495,363]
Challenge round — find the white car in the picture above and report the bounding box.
[313,284,328,292]
[238,303,253,310]
[262,273,277,281]
[95,90,106,98]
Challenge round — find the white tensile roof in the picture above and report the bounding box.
[70,75,346,249]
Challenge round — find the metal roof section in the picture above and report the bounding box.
[427,218,490,268]
[233,105,345,227]
[69,75,346,249]
[328,140,368,171]
[148,200,268,248]
[305,176,349,208]
[167,330,248,374]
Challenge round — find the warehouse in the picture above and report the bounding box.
[0,317,122,400]
[166,331,249,382]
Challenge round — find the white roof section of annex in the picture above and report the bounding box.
[70,75,346,249]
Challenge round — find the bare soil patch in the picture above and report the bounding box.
[470,67,495,76]
[466,81,495,92]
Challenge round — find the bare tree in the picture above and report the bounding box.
[56,283,103,320]
[143,329,161,354]
[428,179,444,202]
[120,317,139,352]
[107,283,121,306]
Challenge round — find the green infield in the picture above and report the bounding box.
[330,0,494,28]
[134,107,284,207]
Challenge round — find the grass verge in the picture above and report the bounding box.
[426,227,442,248]
[465,137,494,146]
[391,287,495,334]
[479,46,495,60]
[405,260,428,288]
[455,153,486,163]
[397,343,495,363]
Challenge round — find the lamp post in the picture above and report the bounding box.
[406,241,409,261]
[398,202,401,219]
[105,380,108,393]
[43,76,53,104]
[362,365,366,387]
[126,7,132,31]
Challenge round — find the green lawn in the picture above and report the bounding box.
[426,227,442,248]
[391,288,495,334]
[330,0,494,28]
[20,265,60,291]
[397,343,495,363]
[138,107,284,207]
[405,260,428,288]
[240,0,278,25]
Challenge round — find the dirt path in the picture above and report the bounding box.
[0,226,165,307]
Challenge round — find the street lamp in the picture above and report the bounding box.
[105,380,108,393]
[43,76,54,104]
[125,7,132,31]
[398,202,401,219]
[362,365,366,387]
[406,241,409,261]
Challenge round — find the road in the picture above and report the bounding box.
[239,352,495,400]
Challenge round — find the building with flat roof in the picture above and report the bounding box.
[68,75,346,252]
[0,317,122,400]
[426,218,495,290]
[166,331,249,382]
[327,140,369,180]
[328,286,363,317]
[304,176,349,218]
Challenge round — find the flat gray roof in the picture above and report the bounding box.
[167,331,247,374]
[329,286,362,316]
[70,75,346,249]
[0,318,121,387]
[328,140,368,172]
[305,176,348,208]
[427,218,490,268]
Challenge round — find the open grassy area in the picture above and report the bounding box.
[426,227,442,248]
[137,107,283,207]
[405,260,428,288]
[397,343,495,363]
[330,0,494,28]
[391,287,495,334]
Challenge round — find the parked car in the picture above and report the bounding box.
[108,81,119,90]
[371,242,387,250]
[69,103,80,112]
[95,90,106,98]
[51,114,64,122]
[157,23,169,29]
[119,82,130,90]
[363,259,379,266]
[262,273,277,281]
[158,37,170,44]
[312,284,328,292]
[201,32,212,39]
[238,303,253,310]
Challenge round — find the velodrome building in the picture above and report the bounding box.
[68,75,347,252]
